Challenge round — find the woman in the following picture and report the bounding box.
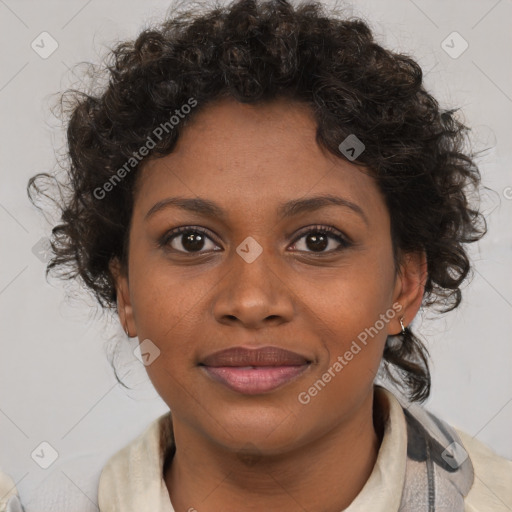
[16,0,511,510]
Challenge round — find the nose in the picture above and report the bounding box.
[212,244,295,329]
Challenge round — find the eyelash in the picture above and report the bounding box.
[157,224,352,255]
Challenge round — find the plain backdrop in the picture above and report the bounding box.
[1,0,511,509]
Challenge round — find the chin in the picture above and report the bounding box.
[205,409,306,454]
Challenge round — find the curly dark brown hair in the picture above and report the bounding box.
[27,0,487,402]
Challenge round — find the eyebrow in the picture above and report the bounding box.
[145,194,368,225]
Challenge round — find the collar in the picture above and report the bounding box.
[98,386,407,511]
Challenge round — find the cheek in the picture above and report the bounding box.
[129,254,210,340]
[127,263,209,394]
[296,292,390,419]
[309,248,396,338]
[302,246,396,386]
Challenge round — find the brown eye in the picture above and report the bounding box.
[290,226,351,254]
[159,227,220,254]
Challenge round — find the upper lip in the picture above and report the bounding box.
[200,346,311,367]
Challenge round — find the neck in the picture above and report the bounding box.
[165,388,386,512]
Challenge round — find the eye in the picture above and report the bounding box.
[289,225,351,254]
[158,224,352,255]
[158,226,220,254]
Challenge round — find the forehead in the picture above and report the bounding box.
[133,97,385,223]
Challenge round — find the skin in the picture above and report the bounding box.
[111,97,427,512]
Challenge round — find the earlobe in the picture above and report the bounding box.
[392,250,428,335]
[109,257,136,338]
[116,296,130,337]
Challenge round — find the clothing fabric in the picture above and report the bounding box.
[2,387,511,511]
[96,387,512,511]
[0,471,21,512]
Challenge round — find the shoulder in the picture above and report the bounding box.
[98,415,161,487]
[97,413,171,512]
[456,429,512,512]
[0,469,20,512]
[379,386,512,511]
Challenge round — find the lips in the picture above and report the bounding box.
[199,346,312,395]
[200,346,311,367]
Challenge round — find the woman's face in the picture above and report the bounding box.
[113,97,424,454]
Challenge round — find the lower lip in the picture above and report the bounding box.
[201,365,310,394]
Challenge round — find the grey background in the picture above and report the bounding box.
[1,0,511,509]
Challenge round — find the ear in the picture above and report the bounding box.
[391,250,428,335]
[109,257,136,338]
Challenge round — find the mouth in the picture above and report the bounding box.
[199,346,312,395]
